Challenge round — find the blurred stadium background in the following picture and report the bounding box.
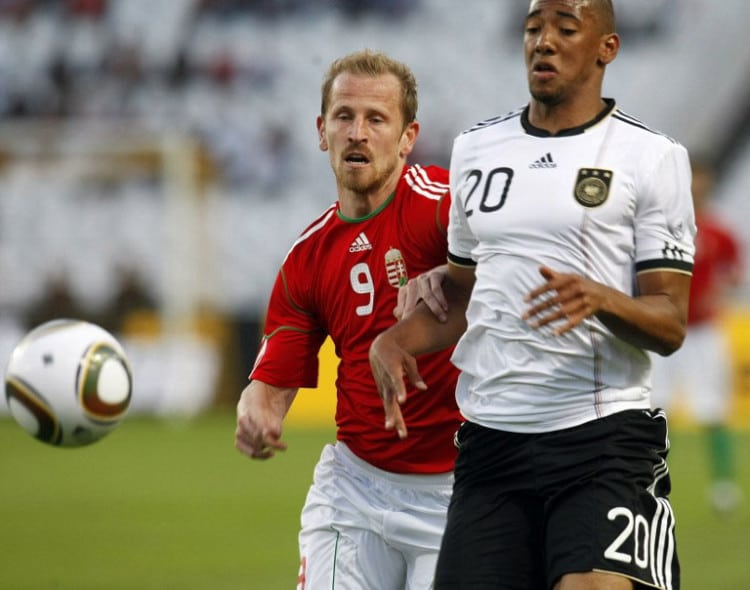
[0,0,750,419]
[1,0,750,420]
[0,1,749,588]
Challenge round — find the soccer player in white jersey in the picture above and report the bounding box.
[235,51,462,589]
[370,1,695,589]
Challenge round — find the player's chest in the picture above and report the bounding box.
[456,138,637,238]
[312,220,435,320]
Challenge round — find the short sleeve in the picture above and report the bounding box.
[447,139,479,266]
[634,142,696,275]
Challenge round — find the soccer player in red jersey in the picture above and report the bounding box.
[652,157,743,514]
[234,50,461,589]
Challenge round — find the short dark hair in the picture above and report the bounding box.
[597,0,616,33]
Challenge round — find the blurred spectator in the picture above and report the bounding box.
[207,49,236,87]
[199,119,293,192]
[167,47,193,90]
[252,123,292,196]
[195,0,307,20]
[651,156,744,516]
[99,264,159,335]
[64,0,107,20]
[46,54,74,116]
[0,0,33,23]
[335,0,419,20]
[24,272,90,330]
[78,39,145,117]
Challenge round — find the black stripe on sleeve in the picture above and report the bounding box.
[448,252,477,268]
[635,259,693,275]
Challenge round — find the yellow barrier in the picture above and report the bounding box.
[725,307,750,430]
[285,337,338,428]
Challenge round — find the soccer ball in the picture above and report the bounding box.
[4,319,132,447]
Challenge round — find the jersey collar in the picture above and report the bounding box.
[521,98,616,137]
[337,191,395,222]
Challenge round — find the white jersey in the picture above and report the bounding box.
[447,99,696,433]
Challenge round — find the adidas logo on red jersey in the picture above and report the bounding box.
[349,232,373,252]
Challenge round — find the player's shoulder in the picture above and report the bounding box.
[459,106,525,137]
[283,202,339,261]
[451,107,524,158]
[610,106,683,148]
[297,202,339,237]
[610,106,692,179]
[401,163,450,201]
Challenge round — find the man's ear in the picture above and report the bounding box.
[597,32,620,66]
[316,116,328,151]
[399,121,420,158]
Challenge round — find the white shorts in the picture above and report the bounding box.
[297,442,453,590]
[650,322,732,424]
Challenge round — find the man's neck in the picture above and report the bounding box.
[527,96,608,136]
[337,166,404,219]
[339,186,394,219]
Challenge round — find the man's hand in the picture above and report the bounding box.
[235,382,296,460]
[369,333,428,440]
[394,264,449,322]
[523,266,607,335]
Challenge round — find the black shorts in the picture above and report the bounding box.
[434,409,680,590]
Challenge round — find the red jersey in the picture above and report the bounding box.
[251,164,462,474]
[688,212,741,325]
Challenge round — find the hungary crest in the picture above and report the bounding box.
[385,247,408,288]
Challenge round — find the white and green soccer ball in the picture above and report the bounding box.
[5,319,132,447]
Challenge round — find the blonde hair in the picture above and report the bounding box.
[320,49,418,127]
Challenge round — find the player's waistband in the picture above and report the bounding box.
[336,441,454,489]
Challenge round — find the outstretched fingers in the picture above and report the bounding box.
[369,339,427,440]
[383,393,408,440]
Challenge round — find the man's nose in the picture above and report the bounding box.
[535,27,555,53]
[349,117,368,142]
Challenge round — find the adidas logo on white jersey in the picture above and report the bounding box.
[529,152,557,169]
[349,232,373,252]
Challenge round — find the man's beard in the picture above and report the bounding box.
[341,160,397,195]
[342,172,381,195]
[530,86,564,106]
